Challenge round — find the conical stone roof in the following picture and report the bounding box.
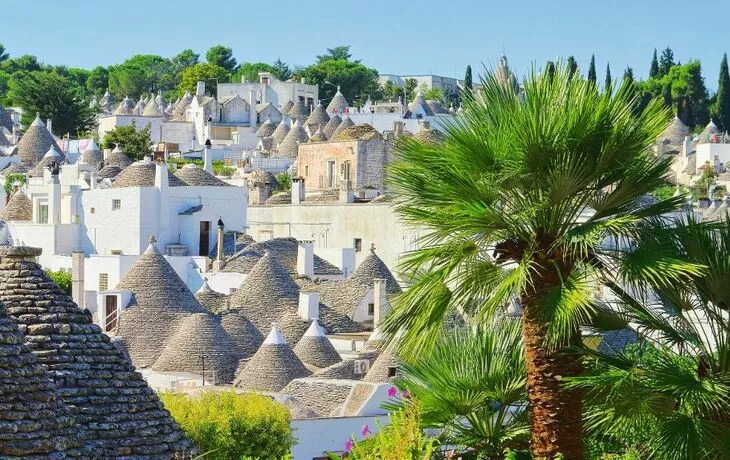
[658,116,690,152]
[229,252,300,334]
[115,238,208,367]
[351,247,402,294]
[305,103,330,131]
[195,279,228,312]
[364,339,400,382]
[408,90,434,116]
[288,99,308,120]
[113,97,134,116]
[322,114,342,138]
[142,99,164,117]
[172,92,193,120]
[233,325,311,392]
[272,118,291,146]
[0,103,13,131]
[133,99,146,116]
[326,86,349,114]
[699,119,721,143]
[293,321,342,368]
[256,118,277,138]
[309,126,327,142]
[80,139,103,165]
[277,310,310,346]
[220,309,264,359]
[276,119,308,158]
[105,145,133,168]
[152,313,244,384]
[175,163,230,186]
[112,161,186,188]
[97,165,122,179]
[330,116,354,139]
[413,125,445,145]
[0,302,82,457]
[28,146,64,178]
[0,190,32,221]
[280,100,294,116]
[0,246,194,457]
[17,115,61,166]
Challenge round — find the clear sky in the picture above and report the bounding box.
[2,0,727,91]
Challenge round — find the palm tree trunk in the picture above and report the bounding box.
[521,295,584,459]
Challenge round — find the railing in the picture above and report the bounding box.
[104,307,118,335]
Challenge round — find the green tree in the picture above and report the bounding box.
[404,78,418,101]
[299,59,379,107]
[108,55,174,99]
[659,47,675,77]
[714,53,730,131]
[271,58,291,81]
[639,60,710,128]
[464,64,473,94]
[8,70,94,135]
[605,63,612,93]
[0,43,8,62]
[316,45,355,63]
[86,66,109,96]
[0,55,42,74]
[171,49,199,74]
[102,123,152,160]
[384,64,687,459]
[178,63,230,97]
[567,55,578,79]
[389,320,529,457]
[45,269,71,296]
[623,66,635,84]
[568,215,730,460]
[650,48,660,78]
[587,54,597,85]
[206,45,237,73]
[233,62,275,84]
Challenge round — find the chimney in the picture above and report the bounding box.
[89,171,97,190]
[373,278,389,327]
[393,121,404,138]
[216,218,224,261]
[203,141,213,174]
[248,89,258,130]
[298,291,320,321]
[291,177,305,204]
[683,135,692,157]
[72,251,85,310]
[48,172,61,225]
[154,161,168,190]
[297,240,314,277]
[46,118,53,134]
[339,180,354,203]
[300,77,306,84]
[196,81,206,97]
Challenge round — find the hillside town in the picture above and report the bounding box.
[2,4,730,457]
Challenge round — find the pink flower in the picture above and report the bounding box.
[361,424,371,437]
[445,450,455,458]
[387,386,397,397]
[401,390,410,399]
[344,438,353,453]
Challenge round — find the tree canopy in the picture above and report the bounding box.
[298,57,379,106]
[178,63,230,97]
[713,53,730,131]
[206,45,237,74]
[102,123,151,160]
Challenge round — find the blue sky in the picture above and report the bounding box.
[2,0,727,91]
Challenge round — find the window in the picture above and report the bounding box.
[387,366,397,378]
[354,238,362,252]
[90,207,95,214]
[110,250,122,255]
[304,165,309,177]
[112,199,121,210]
[98,273,108,291]
[368,303,375,315]
[37,203,48,224]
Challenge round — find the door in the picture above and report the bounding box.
[199,221,211,256]
[105,296,118,332]
[327,161,335,188]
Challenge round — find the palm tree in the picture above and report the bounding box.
[384,63,693,458]
[568,216,730,459]
[387,320,528,458]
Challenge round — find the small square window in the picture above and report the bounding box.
[387,366,397,378]
[112,199,121,210]
[99,273,108,291]
[368,303,375,315]
[354,238,362,252]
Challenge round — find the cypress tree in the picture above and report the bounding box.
[662,83,672,109]
[717,53,730,131]
[464,65,473,94]
[545,61,556,82]
[567,56,578,79]
[649,49,660,79]
[587,55,597,85]
[659,47,675,77]
[604,63,612,93]
[623,67,634,85]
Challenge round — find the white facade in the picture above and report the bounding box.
[218,72,319,113]
[696,143,730,168]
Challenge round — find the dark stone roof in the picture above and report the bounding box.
[248,169,280,189]
[322,114,342,138]
[275,120,308,158]
[0,246,194,457]
[0,190,32,221]
[97,164,122,179]
[17,116,62,167]
[363,339,399,383]
[329,117,354,139]
[0,162,27,175]
[219,309,264,359]
[332,123,379,141]
[281,378,355,418]
[222,237,342,277]
[0,302,83,457]
[115,239,208,367]
[305,103,330,130]
[313,350,379,380]
[288,99,308,120]
[104,148,133,168]
[152,313,244,384]
[174,164,230,186]
[292,320,342,368]
[0,103,13,131]
[112,162,186,188]
[209,231,253,259]
[256,118,277,138]
[271,119,290,146]
[195,279,229,312]
[326,89,349,114]
[351,250,402,294]
[265,191,291,204]
[280,100,294,116]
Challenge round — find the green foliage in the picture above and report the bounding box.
[212,160,235,178]
[172,50,200,75]
[419,84,444,103]
[233,62,275,84]
[650,49,660,79]
[206,46,237,74]
[8,70,95,135]
[712,53,730,131]
[178,63,230,97]
[567,56,578,79]
[275,172,291,191]
[271,59,292,81]
[692,163,716,199]
[160,390,294,460]
[605,63,612,94]
[389,320,529,457]
[464,65,473,92]
[317,45,355,63]
[45,269,71,296]
[637,60,709,128]
[107,54,175,100]
[0,43,8,62]
[327,400,436,460]
[588,54,597,85]
[86,66,108,96]
[102,123,151,160]
[4,174,25,197]
[659,47,675,77]
[0,55,42,74]
[299,48,379,106]
[623,67,634,85]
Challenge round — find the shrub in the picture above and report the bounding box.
[45,269,71,296]
[275,172,291,191]
[160,390,294,460]
[4,173,25,197]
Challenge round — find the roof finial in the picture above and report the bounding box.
[370,243,376,254]
[149,235,157,244]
